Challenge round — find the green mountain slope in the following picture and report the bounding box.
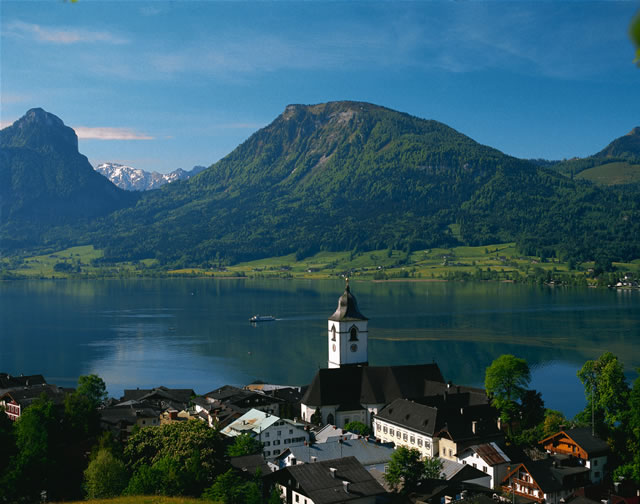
[86,102,640,265]
[0,109,137,249]
[553,126,640,185]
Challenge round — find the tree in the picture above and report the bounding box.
[76,374,108,408]
[577,352,630,436]
[384,446,442,493]
[520,390,545,430]
[202,469,261,504]
[227,433,263,457]
[631,10,640,66]
[344,421,372,437]
[485,354,531,432]
[83,448,128,498]
[124,420,225,496]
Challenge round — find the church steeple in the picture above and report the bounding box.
[328,279,369,368]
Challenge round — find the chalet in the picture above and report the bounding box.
[372,398,502,461]
[266,456,386,504]
[501,456,591,504]
[0,383,70,421]
[539,428,609,484]
[275,437,395,473]
[221,408,310,461]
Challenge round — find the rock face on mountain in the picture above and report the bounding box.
[95,163,206,191]
[595,126,640,160]
[0,108,136,248]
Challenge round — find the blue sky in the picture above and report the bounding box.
[1,1,638,173]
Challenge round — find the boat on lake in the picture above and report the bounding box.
[249,315,276,323]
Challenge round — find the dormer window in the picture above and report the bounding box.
[349,327,358,341]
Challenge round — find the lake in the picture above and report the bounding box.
[1,278,638,418]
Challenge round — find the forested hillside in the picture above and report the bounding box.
[2,103,640,267]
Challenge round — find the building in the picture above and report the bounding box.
[501,457,591,504]
[372,397,502,462]
[0,383,70,421]
[539,428,609,484]
[275,437,395,473]
[221,408,310,461]
[456,442,515,490]
[266,456,386,504]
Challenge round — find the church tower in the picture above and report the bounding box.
[328,279,368,368]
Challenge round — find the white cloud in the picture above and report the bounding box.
[6,20,128,45]
[74,127,153,140]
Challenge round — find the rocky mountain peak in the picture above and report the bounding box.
[1,107,78,152]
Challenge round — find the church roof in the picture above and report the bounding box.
[328,282,368,322]
[301,363,445,407]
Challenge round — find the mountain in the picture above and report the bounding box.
[87,101,640,266]
[0,108,137,249]
[552,127,640,186]
[95,163,207,191]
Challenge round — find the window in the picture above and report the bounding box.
[265,441,271,446]
[295,494,299,502]
[449,449,453,457]
[403,433,407,441]
[396,431,401,439]
[289,429,293,434]
[473,463,477,468]
[350,327,358,341]
[344,418,350,425]
[383,426,388,434]
[483,467,487,473]
[265,432,270,438]
[594,460,598,466]
[278,431,282,437]
[410,435,415,444]
[418,439,423,447]
[331,326,336,341]
[389,428,394,436]
[376,424,381,432]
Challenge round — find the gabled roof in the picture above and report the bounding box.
[267,456,385,504]
[301,363,445,407]
[539,428,609,457]
[328,283,368,322]
[441,459,488,482]
[1,383,69,407]
[0,373,46,390]
[313,425,358,443]
[221,408,306,438]
[230,454,271,478]
[279,438,395,467]
[121,386,194,405]
[503,458,591,494]
[458,442,511,466]
[375,398,440,436]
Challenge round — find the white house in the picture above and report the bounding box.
[456,442,513,489]
[221,408,309,461]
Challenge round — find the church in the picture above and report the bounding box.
[300,280,449,427]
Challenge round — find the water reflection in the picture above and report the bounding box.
[0,279,637,418]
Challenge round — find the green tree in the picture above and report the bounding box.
[384,446,442,493]
[202,469,261,504]
[76,374,108,408]
[124,420,225,496]
[227,433,263,457]
[520,389,545,430]
[344,421,373,437]
[577,352,630,436]
[83,448,128,498]
[485,354,531,432]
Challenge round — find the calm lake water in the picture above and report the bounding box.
[1,279,638,418]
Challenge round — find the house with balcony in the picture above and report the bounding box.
[539,428,609,484]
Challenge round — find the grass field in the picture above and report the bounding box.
[3,242,638,284]
[576,161,640,186]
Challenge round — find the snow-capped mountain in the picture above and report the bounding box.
[95,163,206,191]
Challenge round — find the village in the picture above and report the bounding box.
[1,283,638,504]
